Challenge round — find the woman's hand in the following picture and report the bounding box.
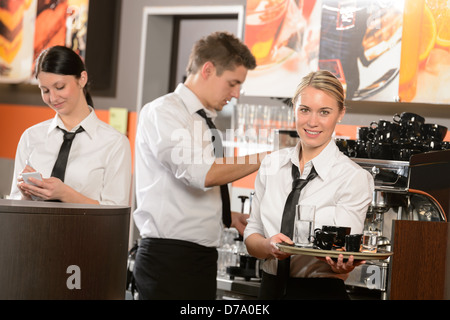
[321,254,366,274]
[19,176,67,201]
[17,165,40,200]
[245,232,293,261]
[19,175,100,204]
[266,233,293,260]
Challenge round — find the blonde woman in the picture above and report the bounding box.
[244,70,374,299]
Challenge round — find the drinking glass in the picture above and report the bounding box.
[361,230,379,253]
[293,204,315,247]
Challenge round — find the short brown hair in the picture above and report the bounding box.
[186,31,256,76]
[292,70,345,111]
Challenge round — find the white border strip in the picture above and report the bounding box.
[136,5,245,114]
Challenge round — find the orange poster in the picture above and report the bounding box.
[402,0,450,104]
[0,0,88,83]
[33,0,89,68]
[242,0,322,97]
[0,0,37,83]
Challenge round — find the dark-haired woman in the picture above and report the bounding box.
[10,46,132,205]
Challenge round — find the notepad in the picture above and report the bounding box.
[109,107,128,135]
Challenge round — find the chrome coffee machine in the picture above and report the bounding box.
[345,150,449,299]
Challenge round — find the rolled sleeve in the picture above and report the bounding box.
[141,101,214,191]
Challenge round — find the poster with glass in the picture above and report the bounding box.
[243,0,450,105]
[242,0,322,98]
[318,0,403,101]
[404,0,450,104]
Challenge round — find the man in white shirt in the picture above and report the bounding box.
[133,32,267,299]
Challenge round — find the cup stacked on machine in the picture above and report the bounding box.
[336,112,449,160]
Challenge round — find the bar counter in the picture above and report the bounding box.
[0,199,130,300]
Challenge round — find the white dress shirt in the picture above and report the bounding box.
[133,83,223,247]
[244,139,374,280]
[10,109,132,206]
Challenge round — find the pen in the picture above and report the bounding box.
[26,159,34,169]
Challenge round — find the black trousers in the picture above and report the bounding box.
[259,271,350,300]
[133,237,218,300]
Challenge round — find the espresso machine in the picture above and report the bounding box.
[345,150,449,299]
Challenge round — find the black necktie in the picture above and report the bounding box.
[51,126,84,182]
[277,163,317,296]
[196,109,231,228]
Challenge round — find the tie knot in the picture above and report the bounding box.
[291,164,317,190]
[197,109,207,119]
[292,178,307,190]
[59,126,84,141]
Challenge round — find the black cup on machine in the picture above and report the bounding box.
[335,139,357,157]
[392,139,423,160]
[422,140,442,152]
[346,139,357,157]
[357,126,372,141]
[355,140,369,158]
[423,123,448,142]
[345,234,363,252]
[322,225,351,248]
[392,147,422,161]
[370,120,401,143]
[335,138,348,153]
[313,229,336,250]
[367,141,393,160]
[393,112,425,126]
[400,120,424,141]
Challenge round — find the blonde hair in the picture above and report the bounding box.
[292,70,345,110]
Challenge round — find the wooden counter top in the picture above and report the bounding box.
[0,199,131,300]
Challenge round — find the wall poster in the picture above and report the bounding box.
[318,0,403,102]
[243,0,450,105]
[242,0,322,98]
[405,0,450,104]
[0,0,89,83]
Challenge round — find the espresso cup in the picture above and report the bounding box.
[369,120,401,143]
[423,123,448,142]
[367,141,393,160]
[335,139,348,153]
[393,112,425,126]
[392,147,422,161]
[400,120,423,141]
[335,139,357,157]
[357,126,372,141]
[322,225,351,248]
[313,229,337,250]
[422,140,442,152]
[346,139,357,157]
[345,234,362,252]
[375,129,400,143]
[355,140,369,158]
